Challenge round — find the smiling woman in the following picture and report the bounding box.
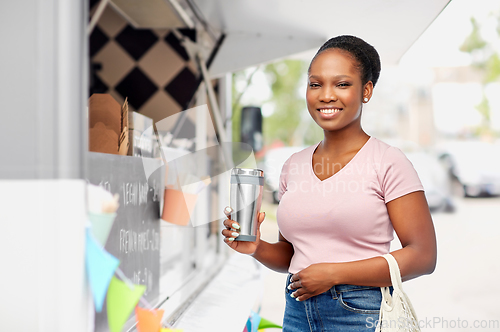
[307,50,368,138]
[306,36,379,140]
[222,35,437,332]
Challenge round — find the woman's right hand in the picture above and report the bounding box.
[222,206,265,255]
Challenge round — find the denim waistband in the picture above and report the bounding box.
[331,284,378,293]
[287,273,379,294]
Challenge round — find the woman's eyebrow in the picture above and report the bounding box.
[308,74,352,80]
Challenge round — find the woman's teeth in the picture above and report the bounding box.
[319,109,341,114]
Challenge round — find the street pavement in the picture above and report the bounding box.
[257,193,500,331]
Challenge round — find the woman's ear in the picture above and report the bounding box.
[362,81,374,103]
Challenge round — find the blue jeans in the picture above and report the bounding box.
[283,273,385,332]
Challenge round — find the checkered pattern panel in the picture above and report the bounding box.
[89,4,200,122]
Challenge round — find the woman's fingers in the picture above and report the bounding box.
[257,211,266,224]
[287,281,302,291]
[221,228,240,240]
[288,273,301,291]
[223,237,236,245]
[221,206,264,255]
[290,284,315,302]
[294,292,310,302]
[222,218,240,230]
[222,206,240,230]
[288,272,307,301]
[224,206,233,219]
[221,210,240,244]
[290,288,306,301]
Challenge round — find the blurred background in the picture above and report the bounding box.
[231,0,500,330]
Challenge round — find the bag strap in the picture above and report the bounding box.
[381,253,403,292]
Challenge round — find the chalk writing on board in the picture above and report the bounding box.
[122,180,162,206]
[119,228,160,254]
[98,180,111,192]
[122,182,149,206]
[150,178,161,202]
[132,267,154,295]
[88,152,163,332]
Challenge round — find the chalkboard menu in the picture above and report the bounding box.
[87,152,164,332]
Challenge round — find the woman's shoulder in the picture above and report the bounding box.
[362,136,395,160]
[368,136,392,151]
[361,137,417,170]
[366,137,420,180]
[370,137,413,159]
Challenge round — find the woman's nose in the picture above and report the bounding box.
[319,87,337,102]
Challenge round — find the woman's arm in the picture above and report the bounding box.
[251,232,294,273]
[222,212,294,273]
[289,191,437,301]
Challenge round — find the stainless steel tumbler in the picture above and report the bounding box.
[230,168,264,241]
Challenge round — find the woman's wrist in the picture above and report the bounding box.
[250,240,292,273]
[328,263,344,286]
[250,239,266,259]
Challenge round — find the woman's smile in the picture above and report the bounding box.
[317,106,343,119]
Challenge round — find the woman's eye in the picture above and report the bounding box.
[337,82,351,87]
[309,83,320,88]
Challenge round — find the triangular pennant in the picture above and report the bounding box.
[245,318,252,332]
[160,329,183,332]
[249,311,262,332]
[107,276,146,332]
[88,212,116,246]
[135,306,164,332]
[258,317,282,329]
[85,229,120,312]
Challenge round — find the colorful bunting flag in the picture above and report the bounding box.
[135,306,164,332]
[258,316,282,330]
[246,311,261,332]
[160,329,183,332]
[85,229,120,312]
[244,311,282,331]
[88,212,116,246]
[107,276,146,332]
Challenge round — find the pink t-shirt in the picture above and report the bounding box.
[276,136,424,273]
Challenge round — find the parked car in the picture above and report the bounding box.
[437,140,500,197]
[405,151,456,212]
[372,138,455,212]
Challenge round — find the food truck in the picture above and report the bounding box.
[0,0,449,331]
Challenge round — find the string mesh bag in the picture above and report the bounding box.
[375,254,421,332]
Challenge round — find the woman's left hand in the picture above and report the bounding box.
[289,263,335,301]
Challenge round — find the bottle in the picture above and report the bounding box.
[230,168,264,241]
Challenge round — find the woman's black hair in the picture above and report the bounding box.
[309,35,381,87]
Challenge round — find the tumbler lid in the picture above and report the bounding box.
[231,168,264,177]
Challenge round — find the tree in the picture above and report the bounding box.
[261,60,306,146]
[460,13,500,137]
[232,58,325,149]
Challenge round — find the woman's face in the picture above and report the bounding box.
[306,49,372,134]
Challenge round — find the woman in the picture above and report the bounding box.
[222,35,437,331]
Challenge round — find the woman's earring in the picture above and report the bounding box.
[363,97,369,103]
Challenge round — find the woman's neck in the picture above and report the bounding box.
[319,129,370,156]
